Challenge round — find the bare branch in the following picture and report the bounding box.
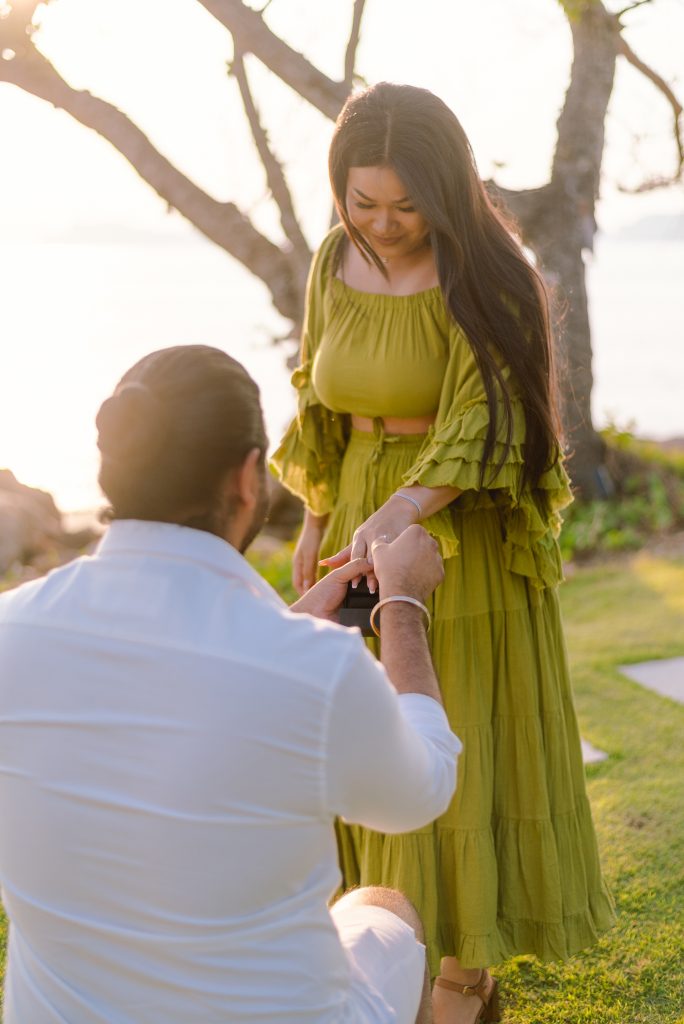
[0,42,300,323]
[484,180,566,258]
[0,0,42,54]
[196,0,347,119]
[343,0,366,90]
[229,48,310,279]
[617,34,684,178]
[485,181,553,231]
[614,0,653,19]
[617,174,684,193]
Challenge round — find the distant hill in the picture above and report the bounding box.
[611,213,684,242]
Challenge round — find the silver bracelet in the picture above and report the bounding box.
[391,491,423,518]
[369,595,431,638]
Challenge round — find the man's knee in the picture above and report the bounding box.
[334,886,425,943]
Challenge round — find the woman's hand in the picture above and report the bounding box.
[319,496,419,591]
[291,558,372,621]
[292,512,328,596]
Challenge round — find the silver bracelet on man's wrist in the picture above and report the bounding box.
[369,595,431,638]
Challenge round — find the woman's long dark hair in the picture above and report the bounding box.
[328,82,561,491]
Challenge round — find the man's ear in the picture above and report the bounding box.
[233,447,262,511]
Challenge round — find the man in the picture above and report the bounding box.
[0,346,460,1023]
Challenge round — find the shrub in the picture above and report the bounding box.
[560,427,684,562]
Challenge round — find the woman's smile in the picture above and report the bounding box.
[372,234,403,246]
[345,166,430,261]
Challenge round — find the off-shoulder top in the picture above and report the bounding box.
[271,227,572,589]
[312,276,449,419]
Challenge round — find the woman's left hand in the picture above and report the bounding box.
[319,498,420,591]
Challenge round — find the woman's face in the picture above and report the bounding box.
[345,166,430,260]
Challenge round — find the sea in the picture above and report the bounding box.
[1,233,682,513]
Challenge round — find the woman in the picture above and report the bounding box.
[272,83,614,1023]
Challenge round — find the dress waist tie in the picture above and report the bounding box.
[363,418,402,519]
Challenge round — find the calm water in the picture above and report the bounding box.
[586,237,683,442]
[1,235,682,511]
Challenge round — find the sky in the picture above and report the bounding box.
[2,0,683,242]
[1,0,683,508]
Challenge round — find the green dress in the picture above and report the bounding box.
[271,227,615,975]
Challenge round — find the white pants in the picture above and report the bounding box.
[331,901,426,1024]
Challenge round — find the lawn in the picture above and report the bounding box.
[0,544,682,1022]
[495,549,684,1024]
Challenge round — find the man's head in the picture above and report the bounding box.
[96,346,269,552]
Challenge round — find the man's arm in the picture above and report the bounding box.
[377,600,443,703]
[370,526,445,704]
[325,643,460,834]
[324,527,460,833]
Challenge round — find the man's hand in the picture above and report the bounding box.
[373,528,445,705]
[290,558,372,622]
[372,526,444,604]
[318,498,418,591]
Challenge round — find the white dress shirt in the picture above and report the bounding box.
[0,520,460,1023]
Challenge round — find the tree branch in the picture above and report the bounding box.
[0,42,300,323]
[485,181,555,244]
[614,0,653,19]
[343,0,366,90]
[229,48,311,283]
[617,33,683,181]
[196,0,348,119]
[0,0,43,54]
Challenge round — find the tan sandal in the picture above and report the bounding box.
[433,970,501,1022]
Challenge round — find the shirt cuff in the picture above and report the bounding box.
[397,693,462,758]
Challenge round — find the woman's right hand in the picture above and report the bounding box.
[292,513,328,596]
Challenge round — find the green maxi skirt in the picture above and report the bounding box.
[320,429,615,976]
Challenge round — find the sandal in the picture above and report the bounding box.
[433,970,501,1022]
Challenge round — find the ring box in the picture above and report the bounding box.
[338,578,380,637]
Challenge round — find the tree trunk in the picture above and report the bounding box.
[493,2,619,497]
[537,189,608,497]
[548,4,618,496]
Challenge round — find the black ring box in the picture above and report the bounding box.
[338,577,380,637]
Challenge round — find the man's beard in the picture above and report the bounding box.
[238,467,270,554]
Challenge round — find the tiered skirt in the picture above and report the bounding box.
[320,430,615,976]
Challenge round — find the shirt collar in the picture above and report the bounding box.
[94,520,284,608]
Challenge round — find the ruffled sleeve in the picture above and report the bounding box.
[270,231,349,516]
[402,322,573,589]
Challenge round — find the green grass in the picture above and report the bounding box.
[496,551,684,1023]
[246,540,298,604]
[1,548,683,1022]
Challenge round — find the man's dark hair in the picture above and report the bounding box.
[96,345,268,533]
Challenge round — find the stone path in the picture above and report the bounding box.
[580,656,684,765]
[581,738,608,765]
[619,656,684,706]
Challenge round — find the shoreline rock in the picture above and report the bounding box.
[0,470,100,578]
